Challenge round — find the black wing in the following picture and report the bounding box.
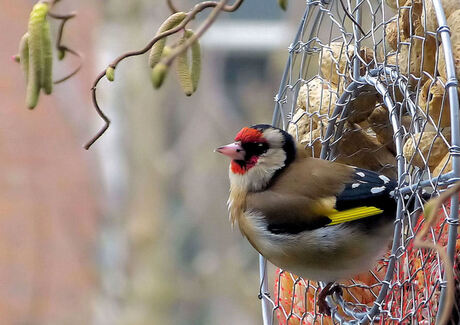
[336,168,397,212]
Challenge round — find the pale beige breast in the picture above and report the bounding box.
[240,209,392,282]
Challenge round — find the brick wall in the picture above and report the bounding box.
[0,1,100,324]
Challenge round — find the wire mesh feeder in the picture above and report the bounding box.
[259,0,460,323]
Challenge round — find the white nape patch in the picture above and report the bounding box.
[356,172,365,177]
[370,186,386,194]
[379,175,391,184]
[262,128,284,148]
[352,183,360,189]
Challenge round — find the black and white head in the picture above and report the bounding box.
[216,124,296,192]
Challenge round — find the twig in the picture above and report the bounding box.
[167,0,179,13]
[168,0,243,14]
[47,10,82,84]
[338,0,365,36]
[48,11,76,43]
[84,74,110,150]
[53,47,83,84]
[413,182,460,325]
[84,0,243,149]
[162,0,228,67]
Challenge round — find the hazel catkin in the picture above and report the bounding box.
[26,2,49,109]
[148,12,187,68]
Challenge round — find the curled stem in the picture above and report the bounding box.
[47,10,82,83]
[85,0,243,149]
[48,11,76,47]
[166,0,179,13]
[161,0,228,68]
[84,74,111,150]
[338,0,365,36]
[53,47,83,84]
[167,0,243,14]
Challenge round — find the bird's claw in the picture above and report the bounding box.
[317,283,343,316]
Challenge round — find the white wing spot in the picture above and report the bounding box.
[370,186,386,194]
[357,172,365,177]
[379,175,390,184]
[389,190,395,197]
[404,195,410,200]
[352,183,360,189]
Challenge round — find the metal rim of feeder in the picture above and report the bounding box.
[260,0,460,323]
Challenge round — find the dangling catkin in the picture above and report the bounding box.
[26,2,49,108]
[42,20,53,95]
[148,12,187,68]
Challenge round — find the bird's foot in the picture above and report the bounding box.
[317,282,343,316]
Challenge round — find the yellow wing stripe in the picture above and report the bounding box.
[326,206,383,226]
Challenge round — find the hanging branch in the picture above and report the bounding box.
[166,0,179,14]
[160,0,228,68]
[47,10,83,84]
[413,182,460,325]
[84,0,244,150]
[13,0,81,109]
[338,0,365,36]
[167,0,244,14]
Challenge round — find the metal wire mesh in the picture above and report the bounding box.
[260,0,460,323]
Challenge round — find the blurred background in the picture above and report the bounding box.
[0,0,305,324]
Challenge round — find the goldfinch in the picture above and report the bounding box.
[216,124,398,314]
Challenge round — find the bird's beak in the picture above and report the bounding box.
[215,142,245,160]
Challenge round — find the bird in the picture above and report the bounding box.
[215,124,399,315]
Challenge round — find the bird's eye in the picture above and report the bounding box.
[242,142,268,157]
